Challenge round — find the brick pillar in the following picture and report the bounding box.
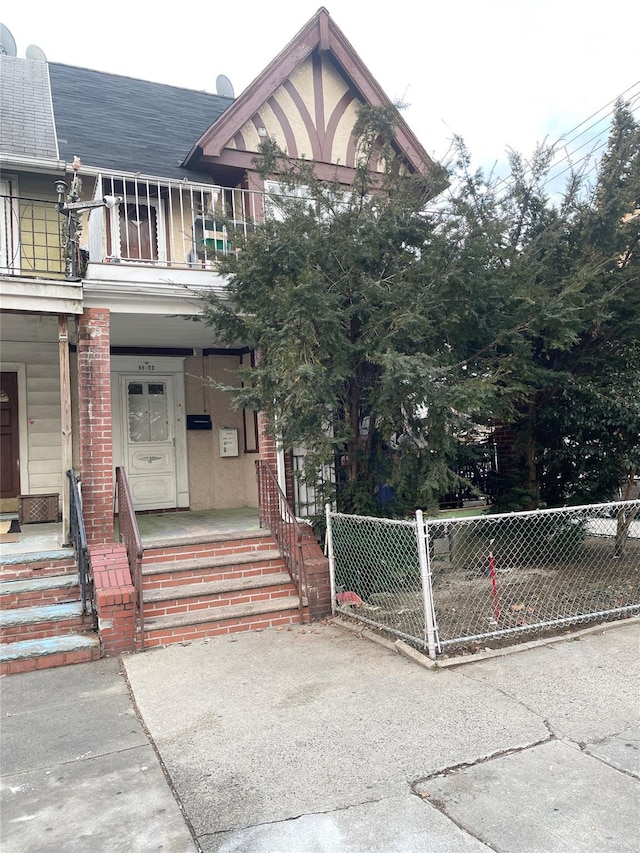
[257,412,298,505]
[300,524,331,620]
[77,308,114,544]
[257,411,278,470]
[90,543,136,655]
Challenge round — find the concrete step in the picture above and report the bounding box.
[0,550,76,582]
[141,549,286,587]
[142,572,298,618]
[142,596,304,647]
[0,574,80,610]
[141,527,270,553]
[0,601,89,643]
[0,633,101,676]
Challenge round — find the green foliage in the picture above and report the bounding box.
[487,102,640,507]
[201,101,640,516]
[203,105,483,515]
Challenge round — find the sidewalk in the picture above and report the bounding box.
[2,620,639,852]
[0,658,196,852]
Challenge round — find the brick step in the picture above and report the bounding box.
[0,602,90,643]
[0,633,101,676]
[142,597,304,647]
[141,549,286,588]
[141,531,277,566]
[0,550,77,582]
[142,572,298,618]
[0,574,80,610]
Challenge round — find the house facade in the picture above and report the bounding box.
[1,8,436,544]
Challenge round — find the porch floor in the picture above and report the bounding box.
[127,507,261,548]
[0,516,69,560]
[0,508,261,562]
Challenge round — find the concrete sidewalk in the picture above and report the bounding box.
[1,621,638,852]
[0,658,196,852]
[122,620,640,853]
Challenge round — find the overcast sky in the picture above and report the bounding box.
[3,0,639,180]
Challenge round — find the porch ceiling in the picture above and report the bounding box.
[108,311,235,350]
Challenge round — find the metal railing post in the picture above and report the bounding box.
[115,467,145,649]
[416,509,438,660]
[325,503,337,614]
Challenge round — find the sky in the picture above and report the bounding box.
[3,0,639,182]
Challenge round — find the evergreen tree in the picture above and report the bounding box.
[201,103,639,517]
[201,107,487,515]
[489,102,640,509]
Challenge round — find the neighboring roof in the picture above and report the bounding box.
[185,7,436,177]
[48,63,233,181]
[0,55,58,160]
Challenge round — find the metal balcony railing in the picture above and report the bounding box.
[1,194,65,278]
[2,177,284,279]
[91,174,264,269]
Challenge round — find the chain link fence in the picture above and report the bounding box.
[327,501,640,657]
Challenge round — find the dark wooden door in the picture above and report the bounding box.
[0,372,20,498]
[121,203,158,260]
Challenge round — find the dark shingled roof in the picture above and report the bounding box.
[0,56,58,159]
[48,63,233,182]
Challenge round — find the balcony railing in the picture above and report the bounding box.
[2,177,284,280]
[1,194,65,278]
[88,174,264,269]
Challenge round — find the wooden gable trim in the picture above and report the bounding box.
[183,7,435,176]
[183,12,324,165]
[197,147,362,186]
[327,26,435,176]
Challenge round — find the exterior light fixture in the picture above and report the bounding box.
[55,180,122,215]
[53,179,123,279]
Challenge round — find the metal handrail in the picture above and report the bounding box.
[256,460,307,623]
[67,470,96,628]
[115,467,145,649]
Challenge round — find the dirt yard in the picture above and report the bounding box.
[336,534,640,654]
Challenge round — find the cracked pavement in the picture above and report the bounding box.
[121,619,639,852]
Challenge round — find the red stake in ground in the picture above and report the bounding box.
[489,538,500,621]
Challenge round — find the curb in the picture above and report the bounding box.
[332,614,640,670]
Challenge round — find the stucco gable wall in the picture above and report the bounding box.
[227,53,368,169]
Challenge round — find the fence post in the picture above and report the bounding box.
[325,503,337,614]
[416,509,437,660]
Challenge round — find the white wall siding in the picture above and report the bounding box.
[1,321,63,496]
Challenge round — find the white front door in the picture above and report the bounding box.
[122,374,177,510]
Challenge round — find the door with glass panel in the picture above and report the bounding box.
[121,375,177,509]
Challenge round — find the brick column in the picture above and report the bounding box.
[257,411,278,470]
[300,524,331,620]
[90,543,136,655]
[257,412,299,505]
[77,308,114,544]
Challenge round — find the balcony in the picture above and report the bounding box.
[1,177,268,312]
[87,175,262,270]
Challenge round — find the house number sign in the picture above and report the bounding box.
[137,361,156,372]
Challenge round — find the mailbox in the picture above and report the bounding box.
[187,414,212,430]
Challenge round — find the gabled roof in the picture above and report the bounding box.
[48,63,233,181]
[0,55,58,160]
[184,7,435,177]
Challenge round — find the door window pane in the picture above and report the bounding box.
[128,380,168,442]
